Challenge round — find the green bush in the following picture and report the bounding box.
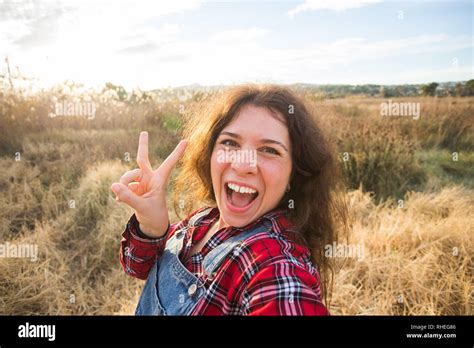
[337,123,426,202]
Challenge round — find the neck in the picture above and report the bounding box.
[216,217,229,231]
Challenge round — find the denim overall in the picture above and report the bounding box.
[135,209,273,315]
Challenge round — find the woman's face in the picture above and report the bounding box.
[210,104,292,228]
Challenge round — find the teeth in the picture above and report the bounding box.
[227,183,256,194]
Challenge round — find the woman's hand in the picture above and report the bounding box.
[111,131,188,238]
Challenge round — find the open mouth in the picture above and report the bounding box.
[225,181,259,209]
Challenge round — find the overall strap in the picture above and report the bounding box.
[202,219,273,277]
[166,207,214,254]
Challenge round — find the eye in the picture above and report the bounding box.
[260,147,280,155]
[220,139,239,147]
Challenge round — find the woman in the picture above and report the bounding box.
[111,84,348,315]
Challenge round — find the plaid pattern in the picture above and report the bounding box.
[120,207,329,315]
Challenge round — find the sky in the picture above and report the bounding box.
[0,0,472,89]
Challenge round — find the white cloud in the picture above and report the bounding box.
[288,0,382,17]
[210,27,271,43]
[6,30,472,89]
[0,0,471,88]
[129,33,472,88]
[300,34,472,65]
[374,65,473,85]
[0,0,202,52]
[0,0,202,87]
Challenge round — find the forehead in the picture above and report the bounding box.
[222,104,289,140]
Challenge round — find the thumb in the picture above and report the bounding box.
[111,182,143,210]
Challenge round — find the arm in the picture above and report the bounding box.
[111,131,188,278]
[119,207,209,280]
[240,261,330,316]
[119,214,170,280]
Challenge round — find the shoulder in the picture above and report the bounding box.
[243,209,317,272]
[234,231,327,315]
[221,211,322,293]
[237,228,321,285]
[229,209,320,280]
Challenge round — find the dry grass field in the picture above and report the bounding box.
[0,85,472,315]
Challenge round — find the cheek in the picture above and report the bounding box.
[210,152,227,186]
[259,158,292,193]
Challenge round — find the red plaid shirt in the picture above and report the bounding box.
[120,207,329,316]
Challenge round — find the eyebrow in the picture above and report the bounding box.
[219,131,289,152]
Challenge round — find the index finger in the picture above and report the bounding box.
[155,139,188,180]
[137,131,152,171]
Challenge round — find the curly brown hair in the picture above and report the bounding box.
[173,84,349,306]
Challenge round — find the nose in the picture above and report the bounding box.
[230,149,258,175]
[231,161,258,174]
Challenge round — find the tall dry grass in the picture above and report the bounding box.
[331,186,473,315]
[336,123,426,202]
[0,161,142,314]
[316,96,474,151]
[1,175,471,315]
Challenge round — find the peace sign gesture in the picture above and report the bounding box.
[111,131,188,238]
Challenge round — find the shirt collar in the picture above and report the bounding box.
[199,206,292,233]
[197,206,310,258]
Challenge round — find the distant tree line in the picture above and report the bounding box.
[293,80,474,98]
